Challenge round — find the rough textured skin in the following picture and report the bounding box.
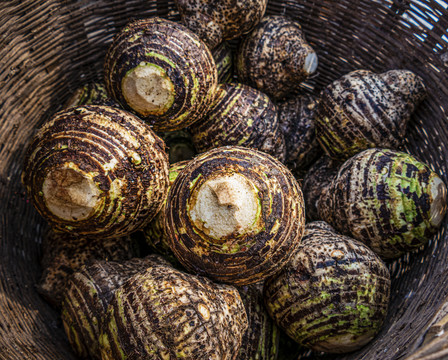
[238,283,280,360]
[158,131,196,164]
[36,230,137,309]
[175,0,268,49]
[302,156,340,221]
[318,148,447,259]
[165,146,305,285]
[237,16,317,100]
[264,222,391,354]
[278,95,322,175]
[143,161,189,265]
[314,69,427,161]
[190,83,286,161]
[104,17,218,131]
[61,255,168,359]
[64,82,119,109]
[22,105,170,238]
[212,42,234,83]
[99,264,248,360]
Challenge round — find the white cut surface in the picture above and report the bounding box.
[429,175,447,228]
[122,64,174,116]
[190,173,259,239]
[43,168,101,221]
[304,51,318,75]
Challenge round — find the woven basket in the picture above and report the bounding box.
[1,0,448,359]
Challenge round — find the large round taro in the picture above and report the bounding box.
[37,230,137,309]
[237,15,317,100]
[318,148,447,259]
[190,83,286,162]
[61,255,167,359]
[264,222,391,354]
[104,17,218,132]
[314,69,426,161]
[165,146,305,285]
[22,105,170,238]
[175,0,268,49]
[99,262,248,360]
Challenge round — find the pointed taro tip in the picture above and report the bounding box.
[304,50,318,75]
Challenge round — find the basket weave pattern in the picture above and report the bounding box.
[1,1,448,359]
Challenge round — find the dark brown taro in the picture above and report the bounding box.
[238,283,279,360]
[64,82,119,109]
[61,255,168,359]
[143,160,189,265]
[36,230,137,308]
[302,156,340,221]
[212,42,234,83]
[277,95,321,176]
[264,222,391,354]
[104,17,218,131]
[237,16,318,100]
[175,0,268,49]
[99,263,248,360]
[22,105,170,238]
[165,146,305,285]
[318,148,447,259]
[314,69,426,161]
[190,83,286,161]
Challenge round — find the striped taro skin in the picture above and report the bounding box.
[302,156,340,221]
[175,0,268,49]
[238,283,280,360]
[99,264,248,360]
[277,95,322,176]
[212,42,234,83]
[237,16,317,100]
[165,146,305,285]
[143,161,189,265]
[22,105,170,238]
[264,221,391,354]
[36,230,137,309]
[64,82,119,109]
[190,83,286,162]
[104,17,217,132]
[318,148,447,259]
[314,69,426,161]
[61,255,168,359]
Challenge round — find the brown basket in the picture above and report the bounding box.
[1,1,448,359]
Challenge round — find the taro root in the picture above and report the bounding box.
[302,156,340,221]
[212,42,234,83]
[190,83,286,161]
[175,0,268,49]
[264,221,391,354]
[165,146,305,285]
[64,82,118,108]
[318,148,447,259]
[36,230,137,308]
[237,16,318,100]
[238,283,279,359]
[158,130,196,164]
[278,95,322,175]
[314,69,426,161]
[61,255,168,359]
[143,160,189,265]
[22,105,170,238]
[104,17,218,132]
[99,262,248,359]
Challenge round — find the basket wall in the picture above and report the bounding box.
[1,1,448,359]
